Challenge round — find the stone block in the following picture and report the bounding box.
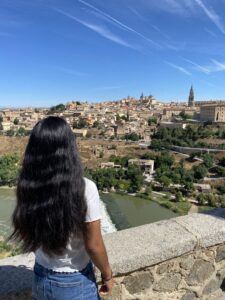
[204,250,215,259]
[154,273,182,292]
[202,278,222,295]
[217,268,225,280]
[122,271,153,295]
[156,262,174,275]
[175,210,225,249]
[180,256,195,270]
[216,245,225,263]
[181,291,197,300]
[186,259,215,286]
[104,284,121,300]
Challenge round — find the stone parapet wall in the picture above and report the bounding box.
[1,209,225,299]
[106,244,225,299]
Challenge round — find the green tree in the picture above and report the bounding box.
[126,165,144,192]
[179,111,192,120]
[197,193,206,205]
[159,175,171,187]
[93,121,99,128]
[47,104,65,114]
[193,164,208,180]
[216,166,225,177]
[184,181,194,194]
[175,191,183,202]
[217,185,225,195]
[148,117,157,125]
[124,132,139,141]
[0,153,20,185]
[111,144,117,150]
[6,129,15,136]
[219,157,225,167]
[13,118,19,125]
[207,193,217,207]
[73,119,88,129]
[202,153,214,168]
[17,127,26,136]
[141,152,156,160]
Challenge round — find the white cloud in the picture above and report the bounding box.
[193,0,225,34]
[128,7,145,20]
[143,0,195,15]
[78,0,160,48]
[211,59,225,71]
[152,25,170,40]
[54,8,137,50]
[182,57,210,74]
[165,61,191,75]
[191,59,225,74]
[204,27,217,38]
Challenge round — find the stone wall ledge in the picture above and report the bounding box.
[104,209,225,276]
[1,209,225,299]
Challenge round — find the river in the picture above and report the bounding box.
[0,188,177,239]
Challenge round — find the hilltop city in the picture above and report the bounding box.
[1,87,225,138]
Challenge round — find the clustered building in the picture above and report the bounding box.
[0,89,225,138]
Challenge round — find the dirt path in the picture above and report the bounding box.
[188,203,199,214]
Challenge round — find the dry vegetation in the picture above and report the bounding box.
[0,136,153,168]
[0,136,28,156]
[0,136,206,171]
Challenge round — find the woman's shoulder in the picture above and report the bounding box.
[83,177,98,192]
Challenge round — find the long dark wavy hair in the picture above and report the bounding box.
[8,116,87,256]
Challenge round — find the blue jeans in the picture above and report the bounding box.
[32,261,101,300]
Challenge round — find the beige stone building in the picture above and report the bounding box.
[72,128,87,137]
[128,159,154,175]
[200,104,225,122]
[162,107,196,120]
[101,162,121,169]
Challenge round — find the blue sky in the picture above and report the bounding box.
[1,0,225,107]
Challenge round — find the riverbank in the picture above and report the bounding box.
[133,191,192,215]
[0,185,16,189]
[0,240,20,259]
[100,189,192,215]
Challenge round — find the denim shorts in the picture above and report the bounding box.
[32,261,101,300]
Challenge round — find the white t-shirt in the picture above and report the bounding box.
[35,177,101,272]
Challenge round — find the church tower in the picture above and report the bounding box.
[188,86,194,107]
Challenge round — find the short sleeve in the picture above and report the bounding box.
[84,178,102,223]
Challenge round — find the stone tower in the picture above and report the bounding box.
[188,86,194,107]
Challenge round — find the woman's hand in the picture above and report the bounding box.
[99,277,114,297]
[83,220,113,297]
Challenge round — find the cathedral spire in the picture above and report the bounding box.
[188,86,194,107]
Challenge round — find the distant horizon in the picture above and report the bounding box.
[1,95,225,110]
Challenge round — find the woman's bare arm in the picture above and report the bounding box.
[83,220,112,279]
